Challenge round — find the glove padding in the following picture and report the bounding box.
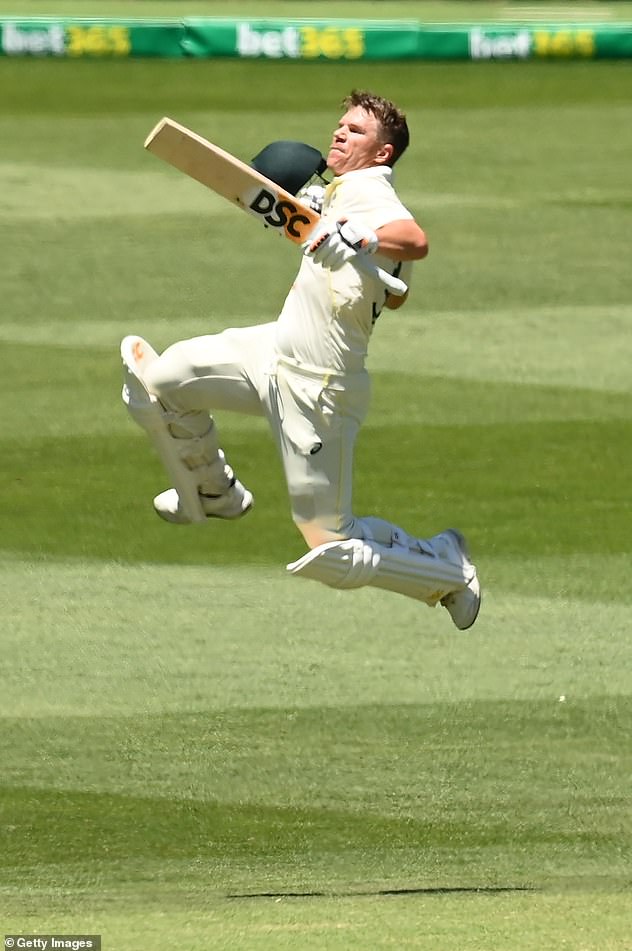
[298,183,326,214]
[305,218,379,271]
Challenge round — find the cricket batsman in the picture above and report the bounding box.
[121,90,481,630]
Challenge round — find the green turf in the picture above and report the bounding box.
[3,1,632,21]
[1,55,631,950]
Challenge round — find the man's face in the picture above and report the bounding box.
[326,105,391,176]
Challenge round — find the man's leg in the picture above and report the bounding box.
[121,326,271,523]
[287,523,481,631]
[266,365,480,629]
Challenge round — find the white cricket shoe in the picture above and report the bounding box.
[153,480,253,524]
[433,529,481,631]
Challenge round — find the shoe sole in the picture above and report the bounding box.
[154,495,253,524]
[205,496,253,521]
[442,529,481,630]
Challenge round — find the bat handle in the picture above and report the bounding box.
[355,257,408,297]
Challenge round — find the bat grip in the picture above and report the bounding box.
[355,257,408,297]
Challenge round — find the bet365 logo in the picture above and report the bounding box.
[248,188,313,243]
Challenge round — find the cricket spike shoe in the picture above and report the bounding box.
[153,480,253,524]
[434,529,481,630]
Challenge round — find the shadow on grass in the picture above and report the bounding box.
[227,885,536,899]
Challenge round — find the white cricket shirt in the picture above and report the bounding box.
[275,165,413,376]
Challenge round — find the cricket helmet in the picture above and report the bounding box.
[251,140,327,195]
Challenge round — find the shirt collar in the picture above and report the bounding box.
[331,165,394,186]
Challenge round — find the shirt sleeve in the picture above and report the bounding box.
[335,175,413,232]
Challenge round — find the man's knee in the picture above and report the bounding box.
[295,517,356,550]
[143,353,181,405]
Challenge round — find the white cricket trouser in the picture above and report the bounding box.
[143,322,371,536]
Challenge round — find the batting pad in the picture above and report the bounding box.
[287,538,468,606]
[120,335,207,524]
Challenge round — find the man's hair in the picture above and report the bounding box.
[343,90,410,165]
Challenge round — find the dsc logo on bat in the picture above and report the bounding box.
[248,189,313,242]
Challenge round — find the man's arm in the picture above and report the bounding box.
[304,215,425,298]
[376,220,427,309]
[375,219,429,262]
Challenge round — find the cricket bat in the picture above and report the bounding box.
[144,117,408,297]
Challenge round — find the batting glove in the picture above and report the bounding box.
[298,183,326,214]
[304,217,379,271]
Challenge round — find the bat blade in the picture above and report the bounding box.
[144,116,320,245]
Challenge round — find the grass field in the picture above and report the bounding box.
[1,45,632,951]
[4,0,632,19]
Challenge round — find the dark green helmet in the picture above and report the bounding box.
[251,140,327,195]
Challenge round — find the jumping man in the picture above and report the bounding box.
[122,90,481,629]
